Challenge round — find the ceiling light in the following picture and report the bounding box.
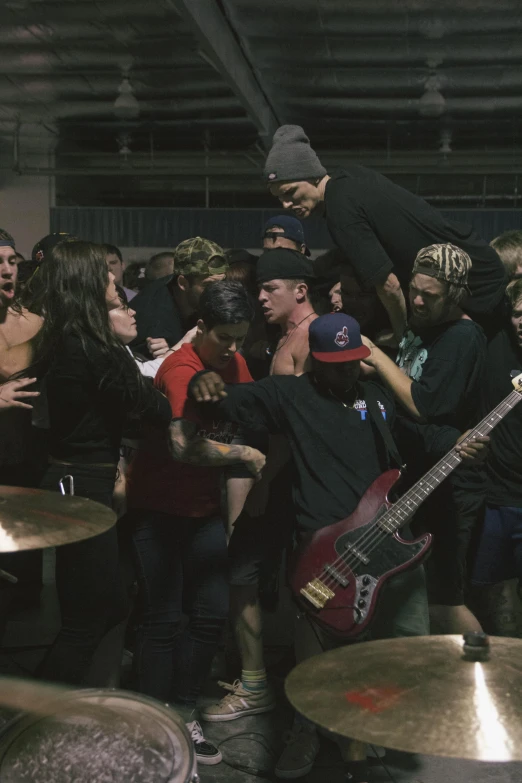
[419,74,446,118]
[113,77,140,120]
[439,129,452,155]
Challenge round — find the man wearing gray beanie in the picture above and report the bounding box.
[264,124,506,341]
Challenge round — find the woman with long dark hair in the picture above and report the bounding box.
[25,240,172,686]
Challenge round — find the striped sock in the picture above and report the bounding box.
[241,668,267,692]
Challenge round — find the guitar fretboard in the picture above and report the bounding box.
[378,387,522,535]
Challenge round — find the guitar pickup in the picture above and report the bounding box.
[343,542,370,565]
[300,578,335,609]
[324,564,349,587]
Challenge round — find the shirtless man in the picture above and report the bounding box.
[0,229,42,417]
[0,229,43,616]
[259,248,317,375]
[201,248,317,724]
[0,234,42,381]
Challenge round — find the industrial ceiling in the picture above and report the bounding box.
[1,0,522,207]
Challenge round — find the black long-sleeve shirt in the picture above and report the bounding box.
[324,167,506,314]
[194,373,460,533]
[46,334,172,464]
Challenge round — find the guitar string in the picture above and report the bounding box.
[316,392,520,591]
[316,453,462,591]
[312,391,522,593]
[317,392,520,589]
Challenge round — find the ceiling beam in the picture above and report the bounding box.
[174,0,278,150]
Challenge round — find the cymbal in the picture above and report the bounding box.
[285,634,522,762]
[0,486,116,552]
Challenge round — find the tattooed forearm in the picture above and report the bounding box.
[168,419,260,468]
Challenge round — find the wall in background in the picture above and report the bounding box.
[51,207,522,251]
[1,171,53,259]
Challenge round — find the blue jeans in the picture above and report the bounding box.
[471,504,522,586]
[130,511,229,708]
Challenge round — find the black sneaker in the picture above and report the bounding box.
[186,720,222,766]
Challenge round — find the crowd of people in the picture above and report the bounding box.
[0,124,521,779]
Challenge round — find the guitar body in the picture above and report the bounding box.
[289,470,432,639]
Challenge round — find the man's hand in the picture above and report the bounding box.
[361,334,375,362]
[455,431,490,462]
[146,337,170,359]
[243,448,266,481]
[191,371,227,402]
[0,378,40,411]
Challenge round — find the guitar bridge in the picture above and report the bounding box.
[300,578,335,609]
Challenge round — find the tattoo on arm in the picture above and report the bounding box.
[169,419,252,466]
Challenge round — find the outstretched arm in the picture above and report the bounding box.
[362,337,422,419]
[168,418,266,479]
[375,272,407,342]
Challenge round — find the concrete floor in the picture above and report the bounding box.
[196,685,522,783]
[1,561,522,783]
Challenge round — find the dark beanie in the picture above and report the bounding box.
[264,125,327,185]
[0,229,15,250]
[256,248,315,285]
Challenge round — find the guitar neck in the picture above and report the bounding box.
[379,386,522,534]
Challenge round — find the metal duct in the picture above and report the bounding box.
[286,96,522,115]
[0,97,243,120]
[266,67,522,95]
[250,36,522,66]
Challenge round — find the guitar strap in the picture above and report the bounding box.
[363,385,404,471]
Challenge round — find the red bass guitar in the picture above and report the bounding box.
[290,372,522,639]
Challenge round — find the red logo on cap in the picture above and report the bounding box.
[335,326,350,347]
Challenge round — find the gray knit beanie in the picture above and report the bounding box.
[264,125,327,184]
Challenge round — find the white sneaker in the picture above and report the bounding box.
[201,679,275,722]
[186,720,222,766]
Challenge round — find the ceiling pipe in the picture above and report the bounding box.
[0,1,176,21]
[287,95,522,115]
[12,166,522,178]
[240,13,522,38]
[0,97,242,120]
[265,67,522,93]
[256,36,522,66]
[5,67,522,102]
[0,74,229,99]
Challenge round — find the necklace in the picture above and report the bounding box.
[270,312,315,356]
[327,386,358,409]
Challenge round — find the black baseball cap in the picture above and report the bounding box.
[256,248,315,285]
[31,232,77,264]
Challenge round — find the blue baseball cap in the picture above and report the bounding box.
[309,313,371,363]
[263,215,310,256]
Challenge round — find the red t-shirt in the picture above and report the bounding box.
[126,343,253,517]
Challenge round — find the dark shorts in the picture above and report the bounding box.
[224,430,269,480]
[471,504,522,586]
[412,478,485,606]
[228,467,295,587]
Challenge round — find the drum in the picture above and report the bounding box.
[0,689,199,783]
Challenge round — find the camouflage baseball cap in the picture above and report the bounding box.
[412,243,472,292]
[174,237,228,277]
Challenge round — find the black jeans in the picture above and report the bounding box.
[130,510,229,708]
[36,462,128,685]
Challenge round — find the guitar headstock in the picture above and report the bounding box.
[512,372,522,393]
